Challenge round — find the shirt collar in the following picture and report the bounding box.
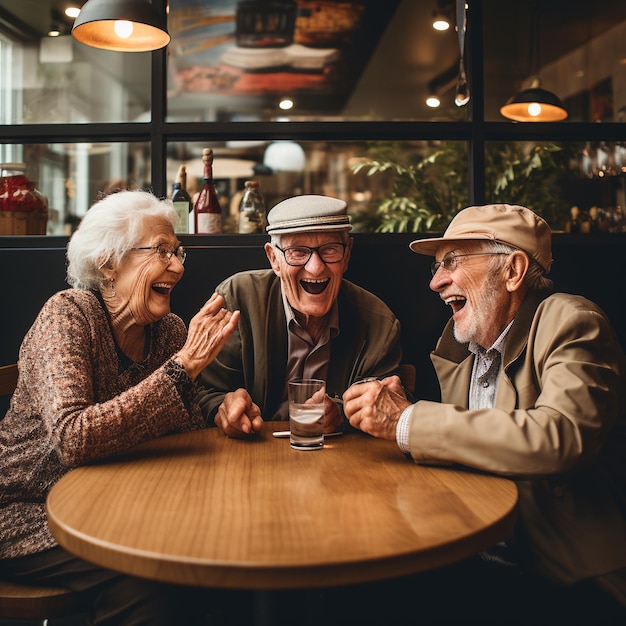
[280,286,339,337]
[468,319,514,356]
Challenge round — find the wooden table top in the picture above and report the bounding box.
[46,422,518,590]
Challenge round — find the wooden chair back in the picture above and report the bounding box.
[0,363,18,396]
[0,579,88,620]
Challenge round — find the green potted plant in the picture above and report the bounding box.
[351,140,580,233]
[350,141,468,233]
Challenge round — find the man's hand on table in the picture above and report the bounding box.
[214,388,263,437]
[343,375,411,440]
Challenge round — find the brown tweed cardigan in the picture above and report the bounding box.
[0,289,206,559]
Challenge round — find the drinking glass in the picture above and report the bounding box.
[288,378,325,450]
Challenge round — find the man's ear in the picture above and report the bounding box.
[264,242,281,276]
[505,251,529,292]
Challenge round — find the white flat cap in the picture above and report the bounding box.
[266,195,352,235]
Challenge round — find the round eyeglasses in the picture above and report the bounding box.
[275,243,347,266]
[431,251,509,277]
[130,243,186,265]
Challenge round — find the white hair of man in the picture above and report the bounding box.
[483,240,553,291]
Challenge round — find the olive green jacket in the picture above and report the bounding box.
[197,269,402,421]
[408,290,626,584]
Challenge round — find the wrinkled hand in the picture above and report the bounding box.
[214,388,263,438]
[323,394,343,434]
[343,376,411,440]
[174,293,240,380]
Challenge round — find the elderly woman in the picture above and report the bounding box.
[0,190,239,625]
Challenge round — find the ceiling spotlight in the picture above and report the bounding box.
[48,23,62,37]
[65,7,81,19]
[432,11,450,31]
[71,0,170,52]
[279,98,294,111]
[426,95,441,108]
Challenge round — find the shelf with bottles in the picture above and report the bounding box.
[564,205,626,234]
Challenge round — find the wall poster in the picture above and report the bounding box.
[168,0,400,115]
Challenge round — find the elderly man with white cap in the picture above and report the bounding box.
[197,194,402,437]
[343,204,626,618]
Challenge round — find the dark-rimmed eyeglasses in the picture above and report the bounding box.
[431,251,509,277]
[130,243,186,265]
[275,243,347,266]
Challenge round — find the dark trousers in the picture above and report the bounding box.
[1,546,211,626]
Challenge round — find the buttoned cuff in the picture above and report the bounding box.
[396,404,414,453]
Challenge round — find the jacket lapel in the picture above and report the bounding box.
[431,290,549,410]
[265,277,288,415]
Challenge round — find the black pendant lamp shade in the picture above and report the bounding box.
[500,83,568,122]
[500,2,567,122]
[72,0,170,52]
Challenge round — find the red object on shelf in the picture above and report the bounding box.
[0,164,48,235]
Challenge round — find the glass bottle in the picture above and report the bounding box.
[565,205,580,234]
[194,148,222,234]
[238,180,266,233]
[171,164,191,234]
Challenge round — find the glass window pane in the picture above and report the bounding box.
[167,0,467,122]
[167,140,468,233]
[485,140,626,231]
[0,2,151,124]
[0,142,151,235]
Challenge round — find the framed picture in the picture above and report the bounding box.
[168,0,400,114]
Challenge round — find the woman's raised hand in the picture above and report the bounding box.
[174,293,239,380]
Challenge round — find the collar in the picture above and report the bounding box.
[280,286,340,338]
[435,288,552,365]
[468,319,514,356]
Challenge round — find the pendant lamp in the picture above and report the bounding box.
[500,78,568,122]
[500,3,567,122]
[72,0,170,52]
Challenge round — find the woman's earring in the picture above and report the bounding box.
[109,278,116,297]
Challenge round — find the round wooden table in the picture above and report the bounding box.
[46,422,518,590]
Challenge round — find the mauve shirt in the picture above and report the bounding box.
[271,288,339,419]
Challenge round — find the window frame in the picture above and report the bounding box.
[1,0,624,236]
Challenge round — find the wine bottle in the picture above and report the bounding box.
[171,164,191,233]
[238,180,266,233]
[194,148,222,234]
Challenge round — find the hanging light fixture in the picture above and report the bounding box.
[500,3,567,122]
[71,0,170,52]
[500,79,568,122]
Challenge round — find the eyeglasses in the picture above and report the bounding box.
[130,243,186,265]
[275,243,347,266]
[431,251,510,277]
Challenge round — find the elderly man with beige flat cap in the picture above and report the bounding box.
[197,194,402,437]
[343,204,626,614]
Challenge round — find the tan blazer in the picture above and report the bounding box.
[408,290,626,584]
